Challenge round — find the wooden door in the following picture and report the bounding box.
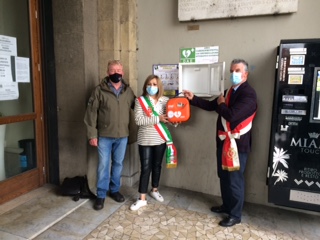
[0,0,46,204]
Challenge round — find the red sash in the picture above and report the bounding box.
[218,88,256,171]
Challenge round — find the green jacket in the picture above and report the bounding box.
[84,77,135,140]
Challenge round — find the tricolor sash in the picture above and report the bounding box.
[218,88,256,171]
[138,96,178,168]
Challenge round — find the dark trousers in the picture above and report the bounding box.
[217,147,248,220]
[138,143,166,193]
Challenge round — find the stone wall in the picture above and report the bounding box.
[52,0,139,188]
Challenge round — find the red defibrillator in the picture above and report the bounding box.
[166,97,190,123]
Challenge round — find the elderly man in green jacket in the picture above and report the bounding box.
[84,60,135,210]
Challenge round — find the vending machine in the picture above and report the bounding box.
[268,39,320,212]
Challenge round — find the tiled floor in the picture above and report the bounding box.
[0,184,320,239]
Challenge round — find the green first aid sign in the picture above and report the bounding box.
[180,48,196,63]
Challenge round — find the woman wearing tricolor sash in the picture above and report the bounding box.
[130,75,175,211]
[183,59,257,227]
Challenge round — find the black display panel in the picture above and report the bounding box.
[268,39,320,212]
[310,68,320,123]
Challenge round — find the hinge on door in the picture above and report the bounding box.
[38,63,40,72]
[35,10,38,19]
[43,167,45,175]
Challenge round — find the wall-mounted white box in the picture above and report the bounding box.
[179,62,225,97]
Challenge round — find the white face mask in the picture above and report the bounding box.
[230,72,242,85]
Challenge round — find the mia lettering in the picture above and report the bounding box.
[290,132,320,154]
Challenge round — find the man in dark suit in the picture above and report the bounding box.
[183,59,257,227]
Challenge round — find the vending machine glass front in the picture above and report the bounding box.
[310,68,320,123]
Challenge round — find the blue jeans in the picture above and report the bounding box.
[96,137,128,198]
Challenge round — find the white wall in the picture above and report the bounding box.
[136,0,320,206]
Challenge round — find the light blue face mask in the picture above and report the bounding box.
[146,86,158,96]
[230,72,242,85]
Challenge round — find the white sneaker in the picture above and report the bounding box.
[130,199,147,211]
[150,190,164,202]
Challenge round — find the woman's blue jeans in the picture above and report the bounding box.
[96,137,128,198]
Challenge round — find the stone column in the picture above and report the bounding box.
[52,0,99,181]
[53,0,139,188]
[95,0,140,187]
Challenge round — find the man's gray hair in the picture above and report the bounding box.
[231,59,249,72]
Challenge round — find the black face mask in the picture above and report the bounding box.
[109,73,122,83]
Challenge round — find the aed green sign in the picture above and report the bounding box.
[180,46,219,63]
[180,48,196,63]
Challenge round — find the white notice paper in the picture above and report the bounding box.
[0,82,19,100]
[153,64,179,96]
[0,35,17,56]
[14,57,30,83]
[0,55,13,82]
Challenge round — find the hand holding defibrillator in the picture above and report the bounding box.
[159,114,169,123]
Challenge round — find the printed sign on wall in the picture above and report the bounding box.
[180,46,219,63]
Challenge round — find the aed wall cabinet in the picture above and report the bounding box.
[179,62,225,97]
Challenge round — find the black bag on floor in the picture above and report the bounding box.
[60,175,96,201]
